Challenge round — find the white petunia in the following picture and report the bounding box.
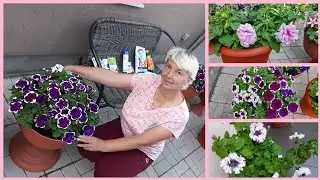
[278,155,283,158]
[293,167,311,177]
[51,64,64,73]
[231,83,240,94]
[272,172,279,178]
[220,152,246,174]
[242,75,251,84]
[249,122,267,143]
[289,132,305,140]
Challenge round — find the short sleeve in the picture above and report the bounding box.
[130,72,159,91]
[159,110,189,139]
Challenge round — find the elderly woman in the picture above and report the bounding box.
[64,47,199,177]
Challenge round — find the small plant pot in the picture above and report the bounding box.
[182,87,199,100]
[271,122,289,128]
[303,30,318,63]
[9,126,67,172]
[300,78,318,118]
[209,41,272,63]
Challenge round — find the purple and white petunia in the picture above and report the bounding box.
[69,77,79,84]
[263,90,275,102]
[55,98,69,109]
[231,84,240,93]
[258,81,265,89]
[268,67,276,73]
[242,75,251,84]
[88,102,99,113]
[269,81,281,92]
[279,107,289,118]
[57,116,71,129]
[86,94,92,101]
[31,80,40,90]
[239,109,247,119]
[60,81,74,90]
[265,108,278,119]
[83,125,95,136]
[8,101,23,113]
[78,111,88,123]
[49,87,61,101]
[62,132,76,145]
[32,74,41,81]
[69,107,83,120]
[273,70,281,77]
[34,114,48,128]
[58,108,70,118]
[87,85,96,92]
[36,95,49,106]
[253,75,262,85]
[49,108,60,118]
[270,98,282,111]
[280,80,288,89]
[77,103,86,112]
[248,85,258,94]
[288,102,298,113]
[234,112,241,118]
[24,91,38,103]
[76,83,86,92]
[40,75,49,80]
[15,79,29,89]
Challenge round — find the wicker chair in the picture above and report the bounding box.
[84,17,177,109]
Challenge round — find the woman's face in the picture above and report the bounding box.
[161,59,189,90]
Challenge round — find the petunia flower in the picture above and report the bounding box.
[62,132,76,145]
[24,91,38,103]
[220,152,246,174]
[83,125,95,136]
[57,116,71,129]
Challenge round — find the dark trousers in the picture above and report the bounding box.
[78,118,153,177]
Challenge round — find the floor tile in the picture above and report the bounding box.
[160,168,178,177]
[173,160,189,176]
[3,156,27,177]
[81,169,94,177]
[144,165,158,177]
[180,169,196,177]
[25,171,44,177]
[4,124,20,141]
[153,158,172,176]
[48,170,64,177]
[46,151,72,172]
[74,158,95,175]
[65,143,82,161]
[61,164,81,177]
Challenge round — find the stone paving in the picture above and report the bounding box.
[3,75,205,178]
[209,67,318,119]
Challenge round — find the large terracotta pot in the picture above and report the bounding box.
[303,30,318,63]
[209,41,272,63]
[271,122,289,128]
[182,87,199,100]
[300,78,318,118]
[197,125,205,149]
[9,126,67,172]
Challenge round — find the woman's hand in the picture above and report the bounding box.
[77,135,105,152]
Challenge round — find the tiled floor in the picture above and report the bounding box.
[208,122,318,177]
[3,76,205,177]
[209,20,312,64]
[209,67,318,119]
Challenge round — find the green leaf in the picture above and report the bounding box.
[260,40,269,48]
[224,131,230,138]
[264,150,272,159]
[255,23,264,31]
[269,41,281,52]
[213,43,221,56]
[272,144,283,155]
[230,22,240,30]
[262,32,272,42]
[218,34,233,47]
[265,164,274,174]
[239,146,253,159]
[234,137,245,150]
[52,131,61,138]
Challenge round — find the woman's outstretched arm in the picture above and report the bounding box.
[64,65,133,90]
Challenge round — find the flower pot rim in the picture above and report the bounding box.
[20,125,66,143]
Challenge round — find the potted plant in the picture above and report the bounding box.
[278,67,310,79]
[300,78,318,118]
[182,64,205,99]
[231,67,299,123]
[212,122,318,177]
[303,4,318,63]
[8,64,100,172]
[209,4,309,63]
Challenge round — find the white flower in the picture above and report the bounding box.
[289,132,305,140]
[242,75,251,84]
[278,155,283,158]
[220,152,246,174]
[272,172,279,178]
[293,167,311,177]
[231,83,240,94]
[42,67,46,70]
[248,85,258,94]
[249,122,267,143]
[51,64,64,73]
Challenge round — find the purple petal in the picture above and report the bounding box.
[32,74,41,81]
[253,75,262,85]
[60,81,74,90]
[31,80,40,90]
[62,132,75,145]
[279,108,289,118]
[69,77,79,84]
[271,98,282,110]
[88,103,99,113]
[69,107,83,120]
[78,112,88,123]
[36,95,48,106]
[263,90,275,102]
[259,81,265,88]
[34,114,48,128]
[76,83,86,92]
[49,108,60,118]
[15,79,29,89]
[280,80,288,89]
[265,108,278,119]
[59,108,70,117]
[9,101,23,113]
[24,91,38,103]
[77,103,85,111]
[197,72,205,80]
[57,116,71,129]
[288,102,298,113]
[49,87,61,101]
[40,75,49,80]
[83,125,95,136]
[55,98,69,109]
[274,70,281,77]
[269,81,281,92]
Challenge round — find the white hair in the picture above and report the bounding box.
[165,47,199,89]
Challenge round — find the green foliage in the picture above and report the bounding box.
[212,122,318,177]
[209,4,312,56]
[309,79,318,116]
